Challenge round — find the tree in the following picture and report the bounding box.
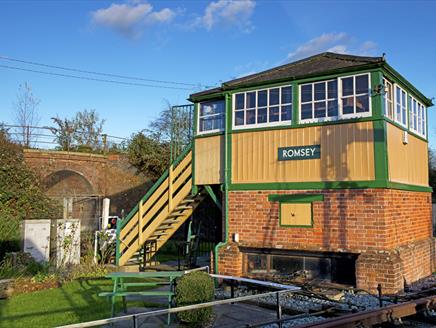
[13,83,41,147]
[0,132,60,259]
[127,102,192,180]
[127,132,170,180]
[51,109,105,152]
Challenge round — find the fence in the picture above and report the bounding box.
[56,274,301,328]
[1,124,127,153]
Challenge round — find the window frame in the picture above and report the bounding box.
[409,95,426,138]
[299,78,339,123]
[299,73,372,124]
[232,85,293,130]
[383,78,394,120]
[339,73,372,119]
[394,84,408,128]
[197,100,226,135]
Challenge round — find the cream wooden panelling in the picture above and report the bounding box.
[194,135,224,185]
[387,123,428,186]
[231,122,375,183]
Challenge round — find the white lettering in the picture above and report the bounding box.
[310,148,316,156]
[282,150,288,158]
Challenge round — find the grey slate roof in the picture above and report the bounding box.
[189,52,384,100]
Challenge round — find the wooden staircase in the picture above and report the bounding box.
[116,147,204,267]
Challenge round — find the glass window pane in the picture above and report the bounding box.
[314,82,325,101]
[301,84,312,103]
[235,94,245,110]
[314,101,326,118]
[281,105,292,121]
[246,254,267,274]
[235,111,244,126]
[301,103,312,120]
[269,106,279,122]
[328,100,338,117]
[269,88,279,105]
[257,107,267,123]
[396,104,401,122]
[402,106,407,125]
[401,90,406,105]
[246,109,256,124]
[327,80,337,99]
[258,90,267,107]
[247,92,256,108]
[356,95,369,113]
[342,97,354,114]
[281,86,292,104]
[356,75,369,94]
[396,87,401,103]
[200,101,224,116]
[342,77,354,96]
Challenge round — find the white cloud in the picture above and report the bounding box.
[195,0,256,32]
[285,33,378,62]
[91,1,175,38]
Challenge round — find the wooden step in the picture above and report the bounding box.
[155,224,174,230]
[162,218,179,224]
[174,205,192,210]
[168,212,186,218]
[181,199,195,203]
[151,232,168,237]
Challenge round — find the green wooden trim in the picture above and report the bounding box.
[214,92,232,275]
[373,120,389,182]
[205,185,222,211]
[192,104,198,195]
[188,93,225,102]
[115,217,122,265]
[268,194,324,203]
[279,202,314,228]
[386,181,433,193]
[228,180,432,192]
[371,70,384,119]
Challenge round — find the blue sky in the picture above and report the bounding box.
[1,0,436,147]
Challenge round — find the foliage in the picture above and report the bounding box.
[51,109,105,152]
[0,133,60,259]
[127,103,192,179]
[127,132,170,179]
[0,252,49,279]
[13,82,41,147]
[175,271,215,326]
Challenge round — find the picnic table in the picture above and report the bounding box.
[99,271,185,321]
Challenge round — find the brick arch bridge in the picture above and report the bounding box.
[23,149,152,230]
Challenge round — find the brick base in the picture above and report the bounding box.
[216,188,434,294]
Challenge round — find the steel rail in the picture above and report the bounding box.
[292,294,436,328]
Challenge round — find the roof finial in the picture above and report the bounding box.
[382,52,386,61]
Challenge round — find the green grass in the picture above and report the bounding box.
[0,278,161,328]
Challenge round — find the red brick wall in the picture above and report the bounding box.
[217,188,434,293]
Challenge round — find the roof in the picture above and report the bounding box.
[189,52,384,100]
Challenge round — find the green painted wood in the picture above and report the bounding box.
[205,185,222,211]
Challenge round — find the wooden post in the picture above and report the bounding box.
[168,164,174,211]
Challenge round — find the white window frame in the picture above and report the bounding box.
[394,85,408,128]
[232,85,292,130]
[299,79,339,123]
[339,73,372,119]
[299,73,371,124]
[383,78,394,120]
[409,95,426,138]
[197,100,225,135]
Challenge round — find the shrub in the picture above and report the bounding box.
[175,271,214,326]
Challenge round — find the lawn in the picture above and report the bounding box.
[0,278,159,328]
